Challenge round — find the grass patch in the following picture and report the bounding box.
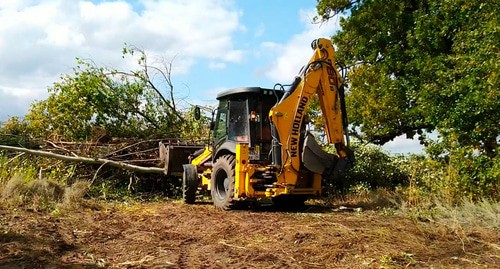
[1,174,26,204]
[313,187,403,211]
[317,186,499,232]
[62,180,91,209]
[1,174,89,211]
[433,198,500,230]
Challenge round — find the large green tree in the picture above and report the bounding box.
[316,0,499,157]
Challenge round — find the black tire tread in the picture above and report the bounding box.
[210,155,236,210]
[182,164,198,204]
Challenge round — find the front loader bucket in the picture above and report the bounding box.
[159,142,204,176]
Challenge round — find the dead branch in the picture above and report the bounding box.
[108,148,158,159]
[45,140,78,157]
[91,162,108,185]
[119,159,160,163]
[6,152,25,165]
[116,46,183,122]
[0,145,165,174]
[101,138,186,158]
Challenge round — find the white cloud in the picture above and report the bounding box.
[262,9,342,83]
[0,85,46,119]
[382,135,425,154]
[260,41,282,50]
[0,0,244,120]
[208,62,226,70]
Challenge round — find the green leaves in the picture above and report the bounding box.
[316,0,499,200]
[22,56,181,141]
[317,0,499,155]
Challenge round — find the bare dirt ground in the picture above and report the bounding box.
[1,201,498,269]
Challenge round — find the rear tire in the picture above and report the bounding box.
[211,155,236,210]
[182,164,198,204]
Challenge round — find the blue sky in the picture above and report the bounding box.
[167,0,341,105]
[0,0,422,153]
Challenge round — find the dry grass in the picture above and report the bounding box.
[61,181,90,209]
[340,187,403,209]
[313,188,403,211]
[1,174,26,202]
[434,198,500,230]
[317,187,499,233]
[0,174,89,211]
[27,178,65,201]
[2,201,497,268]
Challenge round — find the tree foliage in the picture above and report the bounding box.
[316,0,499,158]
[13,47,207,141]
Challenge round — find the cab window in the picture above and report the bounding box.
[228,100,249,142]
[214,101,228,139]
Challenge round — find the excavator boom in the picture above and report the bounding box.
[269,38,350,174]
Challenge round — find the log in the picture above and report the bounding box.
[0,145,165,174]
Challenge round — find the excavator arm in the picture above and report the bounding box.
[269,38,351,175]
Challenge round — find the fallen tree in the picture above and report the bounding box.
[0,144,164,174]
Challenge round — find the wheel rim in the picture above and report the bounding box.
[215,169,228,200]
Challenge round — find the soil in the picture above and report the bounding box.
[0,201,498,268]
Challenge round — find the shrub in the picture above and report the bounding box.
[324,142,410,194]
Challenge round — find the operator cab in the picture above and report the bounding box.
[213,87,284,162]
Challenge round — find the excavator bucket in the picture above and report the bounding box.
[301,132,338,174]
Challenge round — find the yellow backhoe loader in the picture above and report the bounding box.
[166,38,354,209]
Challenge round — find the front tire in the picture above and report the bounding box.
[211,155,236,210]
[182,164,198,204]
